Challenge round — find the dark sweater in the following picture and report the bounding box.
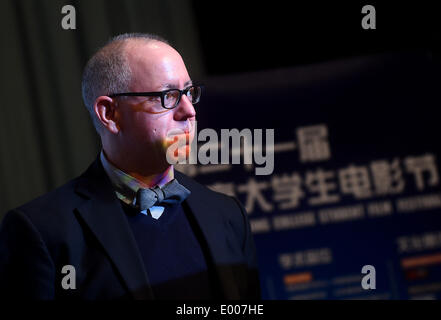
[120,200,219,300]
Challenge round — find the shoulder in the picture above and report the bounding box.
[17,178,81,213]
[4,157,102,224]
[2,173,87,238]
[16,173,85,214]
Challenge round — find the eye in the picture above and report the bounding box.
[165,91,179,100]
[145,96,160,102]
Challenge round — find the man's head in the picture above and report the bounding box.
[81,33,197,174]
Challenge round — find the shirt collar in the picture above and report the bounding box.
[100,150,174,206]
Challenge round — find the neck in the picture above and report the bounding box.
[128,165,174,188]
[102,149,174,188]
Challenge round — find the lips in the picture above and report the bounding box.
[166,127,190,137]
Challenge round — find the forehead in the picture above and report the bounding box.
[124,40,189,89]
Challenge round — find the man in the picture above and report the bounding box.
[0,33,261,299]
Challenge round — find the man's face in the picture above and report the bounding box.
[114,40,196,168]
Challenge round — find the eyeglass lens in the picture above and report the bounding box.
[164,86,201,108]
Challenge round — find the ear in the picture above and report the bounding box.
[94,96,120,134]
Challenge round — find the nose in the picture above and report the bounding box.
[173,94,196,121]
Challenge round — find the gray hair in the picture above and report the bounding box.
[81,33,170,134]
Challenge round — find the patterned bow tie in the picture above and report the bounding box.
[135,178,191,212]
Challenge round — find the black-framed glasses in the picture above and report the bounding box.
[108,85,202,110]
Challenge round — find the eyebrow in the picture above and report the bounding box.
[161,80,193,90]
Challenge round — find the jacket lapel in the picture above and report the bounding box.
[74,156,154,300]
[175,171,241,299]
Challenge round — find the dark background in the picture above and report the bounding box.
[193,1,439,75]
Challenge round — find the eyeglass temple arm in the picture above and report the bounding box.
[108,92,162,98]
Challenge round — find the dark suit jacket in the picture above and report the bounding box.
[0,156,261,299]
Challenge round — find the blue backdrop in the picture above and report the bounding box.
[178,51,441,299]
